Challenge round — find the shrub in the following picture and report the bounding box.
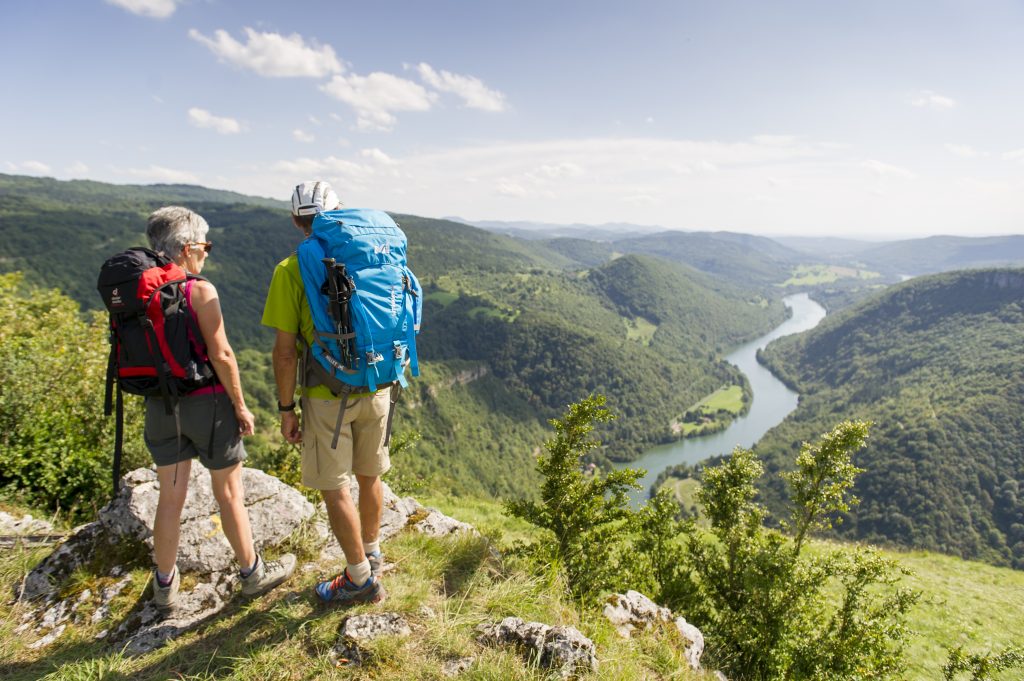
[650,420,921,680]
[504,394,644,602]
[0,273,146,518]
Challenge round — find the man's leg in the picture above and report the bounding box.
[209,462,257,570]
[321,485,367,565]
[355,474,383,544]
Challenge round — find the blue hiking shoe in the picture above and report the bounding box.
[315,570,385,606]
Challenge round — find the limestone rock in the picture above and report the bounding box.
[318,481,475,561]
[19,465,313,654]
[0,510,55,535]
[341,612,412,643]
[21,465,314,603]
[675,616,705,670]
[602,591,704,670]
[476,616,597,679]
[411,508,476,537]
[442,656,476,676]
[114,571,238,656]
[331,612,412,666]
[603,590,674,638]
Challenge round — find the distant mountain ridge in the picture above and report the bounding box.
[757,268,1024,568]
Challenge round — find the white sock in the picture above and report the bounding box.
[363,540,380,556]
[156,567,176,587]
[347,559,372,585]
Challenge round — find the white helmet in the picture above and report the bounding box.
[291,180,341,216]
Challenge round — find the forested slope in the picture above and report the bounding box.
[0,174,787,497]
[757,269,1024,567]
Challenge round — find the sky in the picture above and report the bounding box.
[1,0,1022,238]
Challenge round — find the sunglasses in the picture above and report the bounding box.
[187,241,213,253]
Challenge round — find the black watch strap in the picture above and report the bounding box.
[277,400,296,412]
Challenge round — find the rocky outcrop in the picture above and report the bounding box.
[17,466,476,655]
[476,617,597,679]
[603,590,704,670]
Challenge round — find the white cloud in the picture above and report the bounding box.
[188,107,244,135]
[862,159,916,179]
[189,28,343,78]
[308,115,322,126]
[1003,148,1024,162]
[293,129,316,143]
[908,90,956,109]
[321,72,435,131]
[361,148,396,165]
[21,160,52,175]
[126,165,200,183]
[496,180,527,197]
[945,143,980,158]
[106,0,179,19]
[533,162,584,179]
[65,161,90,175]
[415,63,506,112]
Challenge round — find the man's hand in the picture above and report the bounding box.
[281,411,301,444]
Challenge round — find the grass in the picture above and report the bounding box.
[674,385,745,436]
[4,491,1023,681]
[624,316,658,345]
[780,264,882,287]
[0,501,710,681]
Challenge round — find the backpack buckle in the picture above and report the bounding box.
[392,342,405,360]
[366,351,383,365]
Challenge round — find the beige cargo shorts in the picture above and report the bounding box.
[300,387,393,490]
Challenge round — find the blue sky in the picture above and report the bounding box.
[2,0,1022,238]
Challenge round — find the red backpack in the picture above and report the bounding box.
[97,247,215,492]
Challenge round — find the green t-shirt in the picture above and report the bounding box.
[261,254,336,400]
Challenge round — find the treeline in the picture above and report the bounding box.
[757,269,1024,568]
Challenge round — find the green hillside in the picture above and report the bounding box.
[757,269,1024,568]
[612,230,803,290]
[0,174,787,497]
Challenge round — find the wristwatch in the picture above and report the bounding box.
[277,401,296,412]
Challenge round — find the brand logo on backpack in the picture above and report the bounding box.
[110,287,123,308]
[374,242,391,255]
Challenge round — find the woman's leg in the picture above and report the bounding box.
[209,462,257,570]
[153,460,193,574]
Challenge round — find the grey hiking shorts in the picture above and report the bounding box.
[144,392,247,470]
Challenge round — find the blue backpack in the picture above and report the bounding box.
[297,208,422,446]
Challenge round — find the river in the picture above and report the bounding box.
[617,293,827,504]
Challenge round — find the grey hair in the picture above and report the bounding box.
[146,206,209,257]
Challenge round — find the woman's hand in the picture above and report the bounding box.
[236,406,255,437]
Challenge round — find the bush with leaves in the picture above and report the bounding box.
[0,273,146,518]
[648,420,921,680]
[504,394,644,602]
[944,645,1024,680]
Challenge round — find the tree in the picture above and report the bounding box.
[504,394,643,601]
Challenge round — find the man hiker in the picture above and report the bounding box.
[261,181,391,605]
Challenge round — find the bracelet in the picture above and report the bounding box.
[277,401,296,412]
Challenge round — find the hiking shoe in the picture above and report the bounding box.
[240,553,297,597]
[315,570,385,606]
[367,550,383,579]
[152,566,179,611]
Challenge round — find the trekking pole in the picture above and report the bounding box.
[336,263,357,369]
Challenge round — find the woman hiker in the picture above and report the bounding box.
[144,206,296,610]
